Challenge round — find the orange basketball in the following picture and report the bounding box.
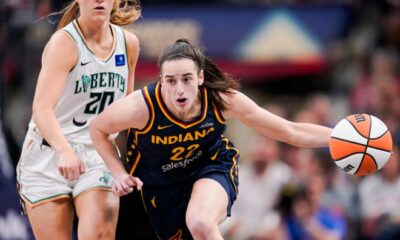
[329,113,393,176]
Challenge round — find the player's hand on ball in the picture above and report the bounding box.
[112,173,143,196]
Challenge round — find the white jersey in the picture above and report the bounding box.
[29,20,129,145]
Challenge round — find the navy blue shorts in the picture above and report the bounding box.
[140,171,237,240]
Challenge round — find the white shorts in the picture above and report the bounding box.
[16,129,114,207]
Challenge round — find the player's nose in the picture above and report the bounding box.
[176,81,185,95]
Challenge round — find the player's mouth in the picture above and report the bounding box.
[94,6,105,12]
[176,97,187,107]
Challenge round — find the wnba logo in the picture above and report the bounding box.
[354,114,365,123]
[343,164,355,172]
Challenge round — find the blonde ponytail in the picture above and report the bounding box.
[56,1,79,30]
[111,0,141,26]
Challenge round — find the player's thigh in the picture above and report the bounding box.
[186,177,229,224]
[26,198,74,240]
[74,189,119,231]
[141,185,193,239]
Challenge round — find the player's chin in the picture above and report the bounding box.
[176,99,190,109]
[91,14,109,23]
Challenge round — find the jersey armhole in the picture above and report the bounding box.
[61,29,79,73]
[135,87,155,133]
[121,29,130,73]
[213,103,226,124]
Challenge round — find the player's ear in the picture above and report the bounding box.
[198,69,204,86]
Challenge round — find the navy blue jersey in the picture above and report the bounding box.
[141,171,237,240]
[126,82,239,189]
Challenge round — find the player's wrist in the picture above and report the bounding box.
[112,169,129,179]
[56,145,75,155]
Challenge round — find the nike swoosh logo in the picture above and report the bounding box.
[72,118,87,127]
[80,61,92,66]
[157,124,173,130]
[210,149,220,161]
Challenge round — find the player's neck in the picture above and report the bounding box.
[176,103,201,122]
[76,17,111,43]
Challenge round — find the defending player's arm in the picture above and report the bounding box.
[124,31,140,94]
[32,31,85,181]
[221,90,332,148]
[90,90,148,195]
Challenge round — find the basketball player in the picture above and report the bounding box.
[16,1,141,239]
[90,39,332,240]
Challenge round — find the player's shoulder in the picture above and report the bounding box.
[41,29,78,66]
[46,29,77,53]
[144,82,158,95]
[219,89,241,104]
[123,29,140,49]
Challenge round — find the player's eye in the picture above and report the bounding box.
[166,79,175,84]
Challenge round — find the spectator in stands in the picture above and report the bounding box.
[358,147,400,239]
[280,174,347,240]
[221,135,292,240]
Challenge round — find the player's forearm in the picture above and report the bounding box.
[288,123,332,148]
[32,106,72,153]
[89,125,127,177]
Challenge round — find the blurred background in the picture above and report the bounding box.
[1,0,400,239]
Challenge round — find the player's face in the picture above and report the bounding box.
[77,0,115,23]
[160,58,204,117]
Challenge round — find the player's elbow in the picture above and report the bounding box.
[278,122,303,147]
[32,100,50,125]
[89,118,99,135]
[89,118,102,142]
[90,117,110,139]
[31,103,40,123]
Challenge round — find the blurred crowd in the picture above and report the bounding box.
[1,0,400,240]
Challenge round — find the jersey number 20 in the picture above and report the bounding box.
[84,91,114,114]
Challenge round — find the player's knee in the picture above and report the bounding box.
[186,215,215,239]
[79,224,115,240]
[103,205,118,223]
[79,207,118,240]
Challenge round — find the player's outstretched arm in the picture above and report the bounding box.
[90,90,148,190]
[221,90,332,148]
